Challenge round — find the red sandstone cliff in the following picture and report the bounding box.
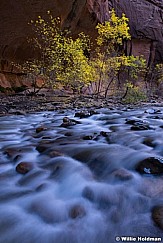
[0,0,162,87]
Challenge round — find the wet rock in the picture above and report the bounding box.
[13,154,22,162]
[69,205,86,219]
[36,140,52,153]
[75,111,90,119]
[64,132,72,136]
[43,159,65,178]
[125,119,141,125]
[136,157,163,175]
[16,162,34,174]
[63,117,70,123]
[112,168,133,180]
[48,150,64,158]
[0,105,8,114]
[15,110,27,115]
[94,131,110,141]
[145,109,161,114]
[42,136,52,140]
[146,115,161,119]
[131,122,151,131]
[126,119,153,130]
[90,110,99,116]
[83,135,93,140]
[36,126,46,133]
[18,169,45,186]
[109,126,120,132]
[82,187,95,201]
[143,138,156,148]
[36,183,50,192]
[100,131,110,137]
[152,206,163,230]
[9,109,26,115]
[4,148,21,158]
[60,117,80,128]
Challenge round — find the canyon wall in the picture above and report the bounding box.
[110,0,163,66]
[0,0,162,87]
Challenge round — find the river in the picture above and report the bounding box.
[0,106,163,242]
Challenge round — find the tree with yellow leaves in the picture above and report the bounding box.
[26,12,95,93]
[91,9,146,98]
[16,9,146,100]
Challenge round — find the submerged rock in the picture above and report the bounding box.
[36,126,46,133]
[112,168,133,180]
[152,206,163,230]
[48,150,64,158]
[16,162,34,174]
[36,140,54,153]
[69,205,86,219]
[4,147,22,158]
[136,157,163,175]
[143,137,156,148]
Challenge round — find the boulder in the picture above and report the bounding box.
[136,157,163,175]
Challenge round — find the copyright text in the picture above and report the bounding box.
[115,236,162,242]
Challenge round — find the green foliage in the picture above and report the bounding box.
[0,85,6,93]
[155,63,163,84]
[122,82,147,104]
[144,63,163,97]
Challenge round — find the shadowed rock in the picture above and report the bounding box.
[36,126,46,133]
[136,157,163,175]
[69,205,86,219]
[16,162,34,174]
[152,205,163,230]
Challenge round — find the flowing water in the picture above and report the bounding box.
[0,106,163,243]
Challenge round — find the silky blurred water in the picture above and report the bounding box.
[0,107,163,243]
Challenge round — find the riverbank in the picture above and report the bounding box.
[1,91,163,116]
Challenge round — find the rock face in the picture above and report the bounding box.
[0,0,163,87]
[0,0,109,87]
[110,0,163,65]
